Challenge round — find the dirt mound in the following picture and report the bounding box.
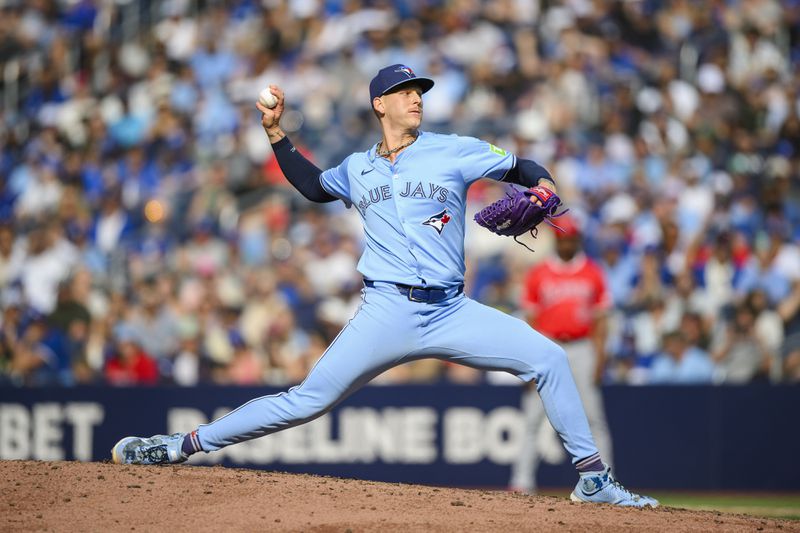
[1,461,795,532]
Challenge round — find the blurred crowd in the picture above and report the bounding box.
[1,0,799,387]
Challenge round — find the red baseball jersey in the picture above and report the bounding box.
[522,253,612,341]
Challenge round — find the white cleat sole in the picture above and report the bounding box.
[570,491,659,508]
[570,491,584,503]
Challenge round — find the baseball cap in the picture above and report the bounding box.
[369,64,434,102]
[554,214,581,239]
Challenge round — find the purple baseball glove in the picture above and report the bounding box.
[474,185,564,247]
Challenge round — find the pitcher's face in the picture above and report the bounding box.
[373,84,423,129]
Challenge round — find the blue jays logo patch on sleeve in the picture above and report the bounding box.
[422,209,451,235]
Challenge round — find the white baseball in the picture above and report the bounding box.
[258,87,278,109]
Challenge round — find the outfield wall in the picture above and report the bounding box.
[0,385,797,490]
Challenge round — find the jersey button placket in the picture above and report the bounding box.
[396,173,406,223]
[391,165,419,278]
[391,165,404,223]
[396,169,423,281]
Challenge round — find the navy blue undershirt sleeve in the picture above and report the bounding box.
[503,158,556,188]
[271,136,337,203]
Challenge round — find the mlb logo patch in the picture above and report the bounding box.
[422,210,451,235]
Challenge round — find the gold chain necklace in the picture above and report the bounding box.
[377,133,418,158]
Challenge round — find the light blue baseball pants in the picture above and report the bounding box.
[197,281,599,463]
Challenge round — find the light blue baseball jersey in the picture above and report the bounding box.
[319,131,516,288]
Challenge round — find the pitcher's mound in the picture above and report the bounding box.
[1,461,795,532]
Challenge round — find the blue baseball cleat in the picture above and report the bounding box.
[570,465,659,508]
[111,433,188,465]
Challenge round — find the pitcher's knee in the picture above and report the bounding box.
[538,340,569,376]
[518,339,568,384]
[284,386,336,423]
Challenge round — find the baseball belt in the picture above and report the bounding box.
[364,279,464,303]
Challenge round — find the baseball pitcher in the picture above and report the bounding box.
[112,65,657,507]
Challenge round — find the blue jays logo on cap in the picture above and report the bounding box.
[422,209,451,235]
[370,64,435,102]
[395,66,415,77]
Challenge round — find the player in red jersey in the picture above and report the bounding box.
[510,215,614,494]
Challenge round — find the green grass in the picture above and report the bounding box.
[538,490,800,520]
[648,492,800,520]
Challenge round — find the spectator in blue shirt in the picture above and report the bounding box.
[649,330,715,385]
[597,231,637,308]
[736,233,792,306]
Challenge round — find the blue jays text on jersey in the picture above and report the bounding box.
[319,131,516,288]
[354,181,450,216]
